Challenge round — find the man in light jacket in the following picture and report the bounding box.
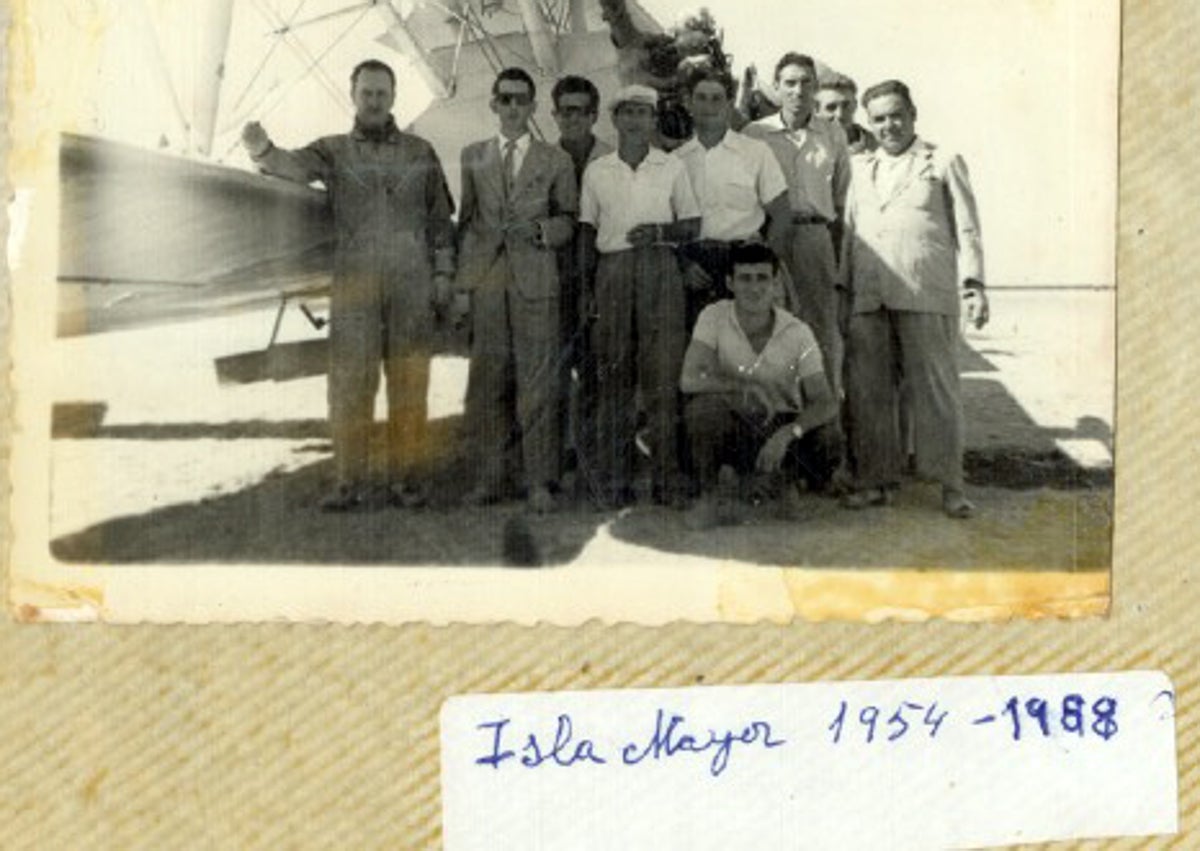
[839,80,989,518]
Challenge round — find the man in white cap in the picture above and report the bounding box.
[578,84,702,508]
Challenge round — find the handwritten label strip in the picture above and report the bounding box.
[441,671,1177,850]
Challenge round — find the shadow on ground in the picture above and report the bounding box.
[49,340,1112,571]
[50,415,612,566]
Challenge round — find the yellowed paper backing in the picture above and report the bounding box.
[1,0,1197,848]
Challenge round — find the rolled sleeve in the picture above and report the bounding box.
[692,303,720,347]
[755,145,788,207]
[671,164,702,220]
[579,164,600,227]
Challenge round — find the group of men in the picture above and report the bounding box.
[242,50,988,523]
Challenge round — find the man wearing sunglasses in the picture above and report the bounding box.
[550,76,613,503]
[457,67,580,513]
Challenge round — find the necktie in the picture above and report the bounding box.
[502,139,517,198]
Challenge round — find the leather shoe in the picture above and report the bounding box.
[388,481,428,509]
[319,484,364,512]
[528,485,556,514]
[462,484,503,508]
[839,487,893,510]
[942,488,975,519]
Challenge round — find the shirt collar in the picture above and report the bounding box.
[764,111,814,133]
[351,115,402,143]
[677,128,743,156]
[606,146,670,168]
[871,135,929,163]
[728,302,802,341]
[497,132,532,154]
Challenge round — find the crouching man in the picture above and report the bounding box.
[680,241,840,527]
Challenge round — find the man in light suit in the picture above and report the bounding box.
[457,67,579,513]
[839,80,989,518]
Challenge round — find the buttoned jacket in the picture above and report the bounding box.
[458,136,578,298]
[841,139,984,317]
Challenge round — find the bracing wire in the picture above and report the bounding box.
[230,0,310,113]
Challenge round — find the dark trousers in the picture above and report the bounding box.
[684,394,839,494]
[679,239,733,333]
[591,247,687,501]
[557,241,598,488]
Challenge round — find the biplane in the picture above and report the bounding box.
[57,0,693,382]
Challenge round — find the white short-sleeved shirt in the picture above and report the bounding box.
[579,149,701,253]
[743,113,850,222]
[672,131,788,241]
[691,300,824,413]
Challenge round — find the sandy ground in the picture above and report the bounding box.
[44,289,1113,571]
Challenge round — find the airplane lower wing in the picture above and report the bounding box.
[57,132,335,337]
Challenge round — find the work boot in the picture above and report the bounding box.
[527,484,556,515]
[684,494,721,530]
[839,487,893,510]
[388,481,428,509]
[942,487,975,519]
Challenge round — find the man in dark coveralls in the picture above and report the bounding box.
[551,75,613,501]
[242,59,456,511]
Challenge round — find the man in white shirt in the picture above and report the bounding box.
[680,242,840,528]
[579,84,702,507]
[839,80,989,518]
[745,52,851,397]
[672,65,792,331]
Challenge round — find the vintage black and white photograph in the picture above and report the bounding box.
[8,0,1117,622]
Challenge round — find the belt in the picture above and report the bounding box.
[792,213,831,226]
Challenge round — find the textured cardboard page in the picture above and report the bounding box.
[2,1,1198,849]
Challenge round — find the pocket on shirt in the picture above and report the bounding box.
[724,171,758,209]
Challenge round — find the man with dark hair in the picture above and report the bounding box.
[457,67,579,513]
[680,241,840,528]
[673,65,791,332]
[242,59,455,511]
[815,73,877,155]
[745,52,851,400]
[579,84,701,508]
[551,76,611,182]
[350,58,395,89]
[550,75,613,500]
[839,79,989,518]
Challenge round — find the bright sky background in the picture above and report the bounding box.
[44,0,1118,287]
